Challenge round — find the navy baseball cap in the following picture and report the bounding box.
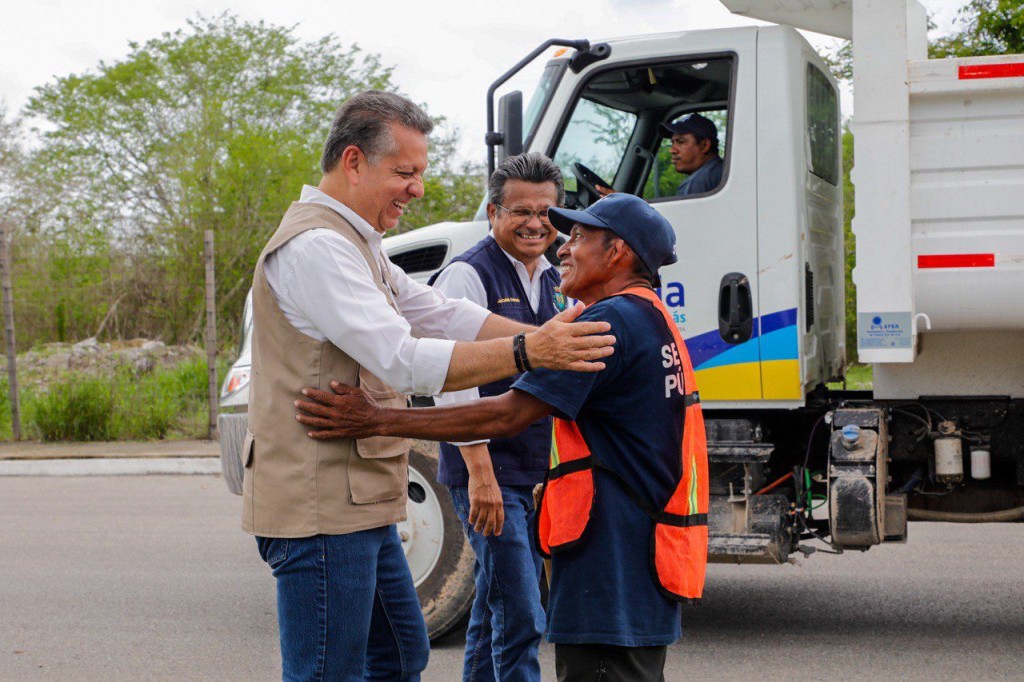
[660,113,718,142]
[547,193,677,277]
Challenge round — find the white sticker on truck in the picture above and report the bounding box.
[858,312,913,349]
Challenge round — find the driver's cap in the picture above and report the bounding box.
[660,113,718,142]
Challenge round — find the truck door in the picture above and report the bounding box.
[543,31,762,403]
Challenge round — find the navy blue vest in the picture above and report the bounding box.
[428,236,561,487]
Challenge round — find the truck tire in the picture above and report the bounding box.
[403,442,476,641]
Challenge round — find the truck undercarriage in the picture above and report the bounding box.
[706,393,1024,563]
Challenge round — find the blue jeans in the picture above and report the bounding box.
[256,526,429,682]
[449,485,544,682]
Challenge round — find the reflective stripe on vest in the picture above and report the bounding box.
[534,286,709,602]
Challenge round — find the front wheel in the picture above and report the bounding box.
[400,442,475,640]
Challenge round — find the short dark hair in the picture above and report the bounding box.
[487,152,565,207]
[601,229,657,286]
[321,91,434,173]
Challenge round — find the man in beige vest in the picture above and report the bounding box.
[243,91,615,681]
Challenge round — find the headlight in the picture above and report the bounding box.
[220,366,251,398]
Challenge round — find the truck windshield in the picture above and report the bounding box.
[523,61,565,148]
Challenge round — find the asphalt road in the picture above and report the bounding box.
[1,475,1021,680]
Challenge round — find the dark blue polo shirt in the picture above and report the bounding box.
[513,294,686,646]
[677,155,723,196]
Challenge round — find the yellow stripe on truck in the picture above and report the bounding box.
[693,359,802,401]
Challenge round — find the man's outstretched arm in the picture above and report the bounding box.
[295,383,553,443]
[441,302,613,391]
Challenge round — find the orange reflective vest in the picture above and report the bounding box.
[534,286,709,603]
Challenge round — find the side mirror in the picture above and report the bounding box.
[497,91,523,162]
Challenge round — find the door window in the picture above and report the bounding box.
[806,65,839,185]
[548,57,734,208]
[642,109,729,199]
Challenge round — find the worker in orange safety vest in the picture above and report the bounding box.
[296,193,709,682]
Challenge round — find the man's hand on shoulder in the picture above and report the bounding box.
[526,302,615,373]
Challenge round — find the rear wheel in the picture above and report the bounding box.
[400,442,475,640]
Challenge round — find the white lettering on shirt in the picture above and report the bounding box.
[662,343,685,398]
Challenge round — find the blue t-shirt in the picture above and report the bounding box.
[676,155,723,196]
[513,294,686,646]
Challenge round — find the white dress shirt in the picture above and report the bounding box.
[432,242,554,445]
[262,186,490,396]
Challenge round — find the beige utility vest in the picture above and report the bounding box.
[241,201,410,538]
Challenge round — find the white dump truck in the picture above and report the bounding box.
[219,0,1024,639]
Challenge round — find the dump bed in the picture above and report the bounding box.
[725,0,1024,361]
[908,55,1024,333]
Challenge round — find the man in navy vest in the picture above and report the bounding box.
[427,152,564,682]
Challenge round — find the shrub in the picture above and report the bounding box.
[30,375,115,441]
[18,353,231,442]
[111,371,177,440]
[111,357,210,439]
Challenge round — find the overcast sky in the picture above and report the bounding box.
[3,0,965,161]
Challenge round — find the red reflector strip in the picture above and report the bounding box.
[918,254,995,269]
[958,63,1024,79]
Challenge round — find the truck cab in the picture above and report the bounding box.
[399,26,845,407]
[499,25,845,561]
[544,26,843,406]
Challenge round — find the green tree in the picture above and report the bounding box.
[22,13,476,347]
[931,0,1024,56]
[841,125,856,362]
[824,0,1023,80]
[0,103,27,223]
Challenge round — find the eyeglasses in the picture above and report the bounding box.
[495,204,551,225]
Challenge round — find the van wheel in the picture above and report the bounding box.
[217,413,248,496]
[401,443,475,641]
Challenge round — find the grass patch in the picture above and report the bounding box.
[9,355,226,442]
[0,377,14,440]
[827,363,873,391]
[110,357,212,439]
[846,364,873,389]
[30,375,116,441]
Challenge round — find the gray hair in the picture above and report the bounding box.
[487,152,565,208]
[321,91,434,173]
